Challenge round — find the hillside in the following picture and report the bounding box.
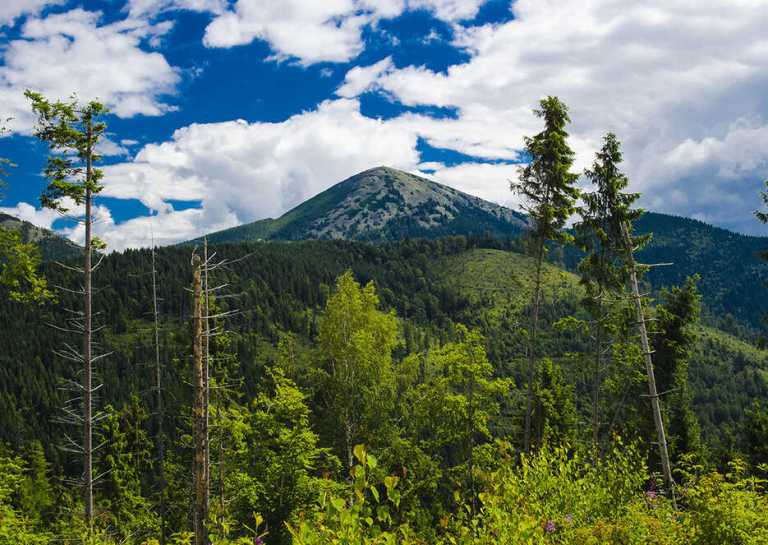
[0,212,81,261]
[436,248,768,446]
[200,166,528,243]
[634,212,768,332]
[192,166,768,336]
[1,240,763,455]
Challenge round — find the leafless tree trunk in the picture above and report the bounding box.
[151,243,167,544]
[82,115,94,527]
[203,239,211,508]
[192,254,208,545]
[622,222,676,509]
[592,308,603,458]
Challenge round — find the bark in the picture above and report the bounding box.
[83,114,94,528]
[524,236,545,453]
[192,255,208,545]
[592,313,603,458]
[622,222,677,508]
[152,245,166,544]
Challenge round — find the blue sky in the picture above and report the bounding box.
[1,0,767,249]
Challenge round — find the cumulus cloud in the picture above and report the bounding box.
[48,98,421,249]
[416,161,523,209]
[0,9,180,133]
[0,0,62,27]
[201,0,490,65]
[337,57,394,98]
[0,201,60,229]
[356,0,768,233]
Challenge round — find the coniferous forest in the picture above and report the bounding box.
[1,92,767,545]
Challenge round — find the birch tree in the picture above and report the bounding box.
[512,96,580,452]
[317,271,398,471]
[25,91,109,529]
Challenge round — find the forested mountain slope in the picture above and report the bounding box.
[0,212,81,261]
[192,166,768,334]
[1,238,763,459]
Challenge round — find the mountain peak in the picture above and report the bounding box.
[200,167,528,244]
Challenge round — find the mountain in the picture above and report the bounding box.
[201,166,528,244]
[0,212,81,261]
[634,213,768,332]
[194,166,768,333]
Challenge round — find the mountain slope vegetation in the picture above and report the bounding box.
[200,166,528,243]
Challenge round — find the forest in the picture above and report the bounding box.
[0,93,767,545]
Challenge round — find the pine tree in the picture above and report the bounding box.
[575,132,643,455]
[653,276,703,462]
[512,96,580,452]
[25,90,109,528]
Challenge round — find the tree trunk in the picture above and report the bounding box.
[592,314,602,458]
[152,245,167,545]
[203,239,211,513]
[83,115,94,529]
[524,237,544,453]
[192,255,208,545]
[622,222,676,508]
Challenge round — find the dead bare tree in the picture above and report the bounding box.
[621,221,677,509]
[191,253,208,545]
[150,241,168,545]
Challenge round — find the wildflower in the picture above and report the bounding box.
[564,514,573,524]
[645,489,657,500]
[544,520,556,533]
[254,537,264,545]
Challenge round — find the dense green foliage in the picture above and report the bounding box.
[0,238,765,543]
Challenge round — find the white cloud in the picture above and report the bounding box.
[127,0,228,18]
[0,0,62,27]
[415,161,523,209]
[0,201,60,229]
[336,57,394,98]
[410,0,487,22]
[96,136,131,157]
[354,0,768,233]
[201,0,490,65]
[0,9,180,133]
[62,98,421,248]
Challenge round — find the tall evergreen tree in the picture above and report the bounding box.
[575,133,643,455]
[653,276,703,462]
[25,91,109,528]
[512,96,580,452]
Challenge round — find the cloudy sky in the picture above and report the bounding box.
[1,0,767,250]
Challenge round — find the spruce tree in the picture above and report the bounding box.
[653,276,703,462]
[25,90,109,528]
[575,132,643,455]
[512,96,580,452]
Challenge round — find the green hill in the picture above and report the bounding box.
[0,212,81,261]
[1,240,763,455]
